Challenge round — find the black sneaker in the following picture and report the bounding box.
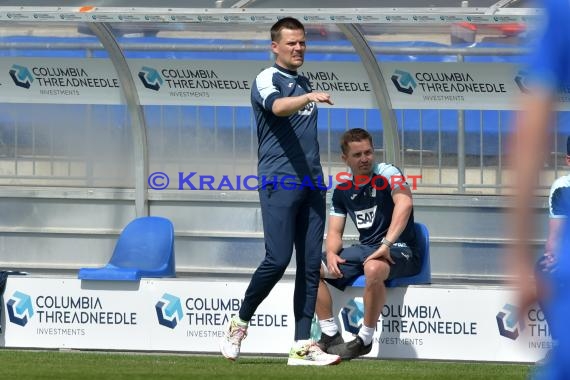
[327,336,372,360]
[317,332,344,352]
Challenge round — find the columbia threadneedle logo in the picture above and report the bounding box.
[155,293,183,329]
[391,69,417,95]
[496,303,522,340]
[138,66,163,91]
[9,64,34,89]
[7,291,34,326]
[341,298,364,335]
[514,70,530,94]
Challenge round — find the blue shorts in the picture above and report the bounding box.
[322,242,421,291]
[532,273,570,379]
[532,229,570,379]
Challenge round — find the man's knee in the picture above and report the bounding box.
[363,260,390,284]
[263,255,290,274]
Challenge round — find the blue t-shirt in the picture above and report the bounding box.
[330,163,416,247]
[251,63,323,185]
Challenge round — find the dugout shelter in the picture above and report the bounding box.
[0,0,560,362]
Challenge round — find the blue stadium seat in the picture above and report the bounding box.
[350,222,431,288]
[78,216,175,281]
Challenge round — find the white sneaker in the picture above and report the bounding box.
[287,341,342,366]
[220,317,248,361]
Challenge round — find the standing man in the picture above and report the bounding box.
[315,128,421,360]
[220,17,341,366]
[539,138,570,279]
[534,137,570,364]
[509,0,570,378]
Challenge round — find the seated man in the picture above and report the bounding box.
[316,128,421,360]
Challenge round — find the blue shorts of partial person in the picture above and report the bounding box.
[531,241,570,379]
[322,242,421,291]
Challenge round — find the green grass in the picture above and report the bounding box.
[0,350,531,380]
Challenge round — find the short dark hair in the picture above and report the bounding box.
[270,17,305,42]
[340,128,374,155]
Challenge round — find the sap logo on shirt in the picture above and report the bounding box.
[355,206,376,229]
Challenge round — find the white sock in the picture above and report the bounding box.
[358,325,375,346]
[319,318,338,337]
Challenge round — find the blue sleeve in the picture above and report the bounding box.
[527,0,570,91]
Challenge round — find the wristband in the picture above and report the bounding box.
[381,237,393,248]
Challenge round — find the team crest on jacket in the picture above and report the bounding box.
[298,102,314,116]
